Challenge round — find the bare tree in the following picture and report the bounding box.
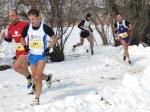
[91,2,109,45]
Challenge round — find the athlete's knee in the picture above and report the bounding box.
[90,42,94,46]
[34,74,42,82]
[124,45,127,48]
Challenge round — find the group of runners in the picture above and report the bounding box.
[0,9,58,105]
[0,8,132,105]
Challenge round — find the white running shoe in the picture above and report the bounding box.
[32,98,40,105]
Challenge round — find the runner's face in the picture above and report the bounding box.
[9,11,18,24]
[116,15,122,22]
[28,15,41,27]
[87,17,91,21]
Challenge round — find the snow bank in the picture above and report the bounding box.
[38,65,150,112]
[0,38,150,112]
[29,46,150,112]
[101,65,150,112]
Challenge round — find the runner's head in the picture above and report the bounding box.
[28,9,41,27]
[9,9,19,24]
[116,13,123,22]
[86,13,92,21]
[116,13,123,23]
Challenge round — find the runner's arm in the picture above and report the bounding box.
[78,20,87,31]
[125,20,132,30]
[4,37,12,42]
[43,24,58,48]
[0,32,12,42]
[128,24,132,31]
[113,23,117,33]
[20,37,26,46]
[48,35,58,49]
[21,24,29,46]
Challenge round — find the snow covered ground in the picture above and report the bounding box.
[0,44,150,112]
[0,27,150,112]
[0,40,15,66]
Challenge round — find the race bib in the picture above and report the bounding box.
[29,40,42,49]
[16,43,25,51]
[118,32,128,38]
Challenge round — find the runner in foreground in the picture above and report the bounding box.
[21,9,58,105]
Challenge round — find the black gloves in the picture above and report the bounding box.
[43,48,50,56]
[24,45,30,52]
[24,45,50,56]
[12,56,17,60]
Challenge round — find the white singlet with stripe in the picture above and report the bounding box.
[26,23,50,55]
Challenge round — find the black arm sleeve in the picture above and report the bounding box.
[125,20,130,27]
[114,23,117,28]
[78,20,86,31]
[43,24,55,37]
[4,38,12,42]
[113,23,118,33]
[22,24,29,38]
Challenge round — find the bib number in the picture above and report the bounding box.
[16,43,25,51]
[118,32,128,38]
[29,40,42,49]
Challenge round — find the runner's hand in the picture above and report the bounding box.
[24,45,30,52]
[43,48,50,56]
[0,32,5,40]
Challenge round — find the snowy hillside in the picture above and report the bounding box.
[0,43,150,112]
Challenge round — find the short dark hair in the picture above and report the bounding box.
[116,13,122,17]
[86,13,92,17]
[28,9,40,17]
